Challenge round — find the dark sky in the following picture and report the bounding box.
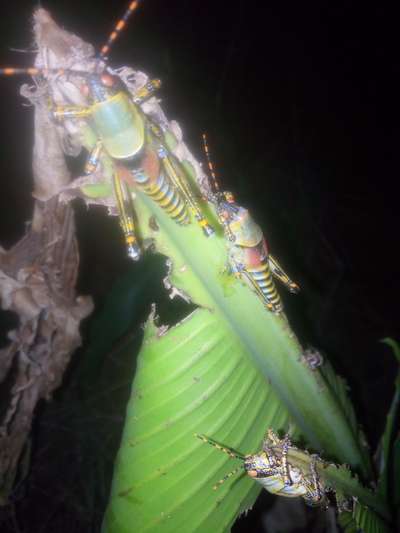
[1,0,399,444]
[0,1,399,530]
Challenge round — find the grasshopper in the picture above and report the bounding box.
[0,1,214,259]
[196,429,326,506]
[202,134,299,313]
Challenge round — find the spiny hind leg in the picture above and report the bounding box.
[268,254,300,293]
[112,171,141,260]
[158,147,214,237]
[280,433,292,486]
[302,455,325,506]
[263,429,292,485]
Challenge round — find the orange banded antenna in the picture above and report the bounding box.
[202,133,221,192]
[195,434,246,461]
[0,67,90,77]
[0,67,41,76]
[99,1,141,59]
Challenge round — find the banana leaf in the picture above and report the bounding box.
[98,178,387,532]
[58,75,390,531]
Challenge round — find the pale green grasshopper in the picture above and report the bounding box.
[0,1,214,259]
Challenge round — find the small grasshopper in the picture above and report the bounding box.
[196,429,327,507]
[202,134,299,313]
[0,2,214,259]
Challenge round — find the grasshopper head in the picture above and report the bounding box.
[81,72,124,103]
[244,452,276,478]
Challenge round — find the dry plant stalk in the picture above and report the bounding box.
[0,9,94,502]
[0,4,218,506]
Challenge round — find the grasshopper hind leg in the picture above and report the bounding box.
[113,171,141,260]
[268,254,300,294]
[158,148,215,237]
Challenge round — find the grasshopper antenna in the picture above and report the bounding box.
[0,67,92,78]
[99,1,141,60]
[196,434,246,489]
[212,465,244,490]
[202,133,221,195]
[196,434,246,461]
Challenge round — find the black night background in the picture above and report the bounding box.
[0,1,399,532]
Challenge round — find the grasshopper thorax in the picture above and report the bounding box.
[81,72,125,103]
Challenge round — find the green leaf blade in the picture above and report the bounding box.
[102,170,373,531]
[103,308,290,532]
[353,500,391,533]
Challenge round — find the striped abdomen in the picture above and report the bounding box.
[134,169,189,225]
[247,260,283,313]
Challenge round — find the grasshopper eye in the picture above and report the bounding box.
[101,73,115,87]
